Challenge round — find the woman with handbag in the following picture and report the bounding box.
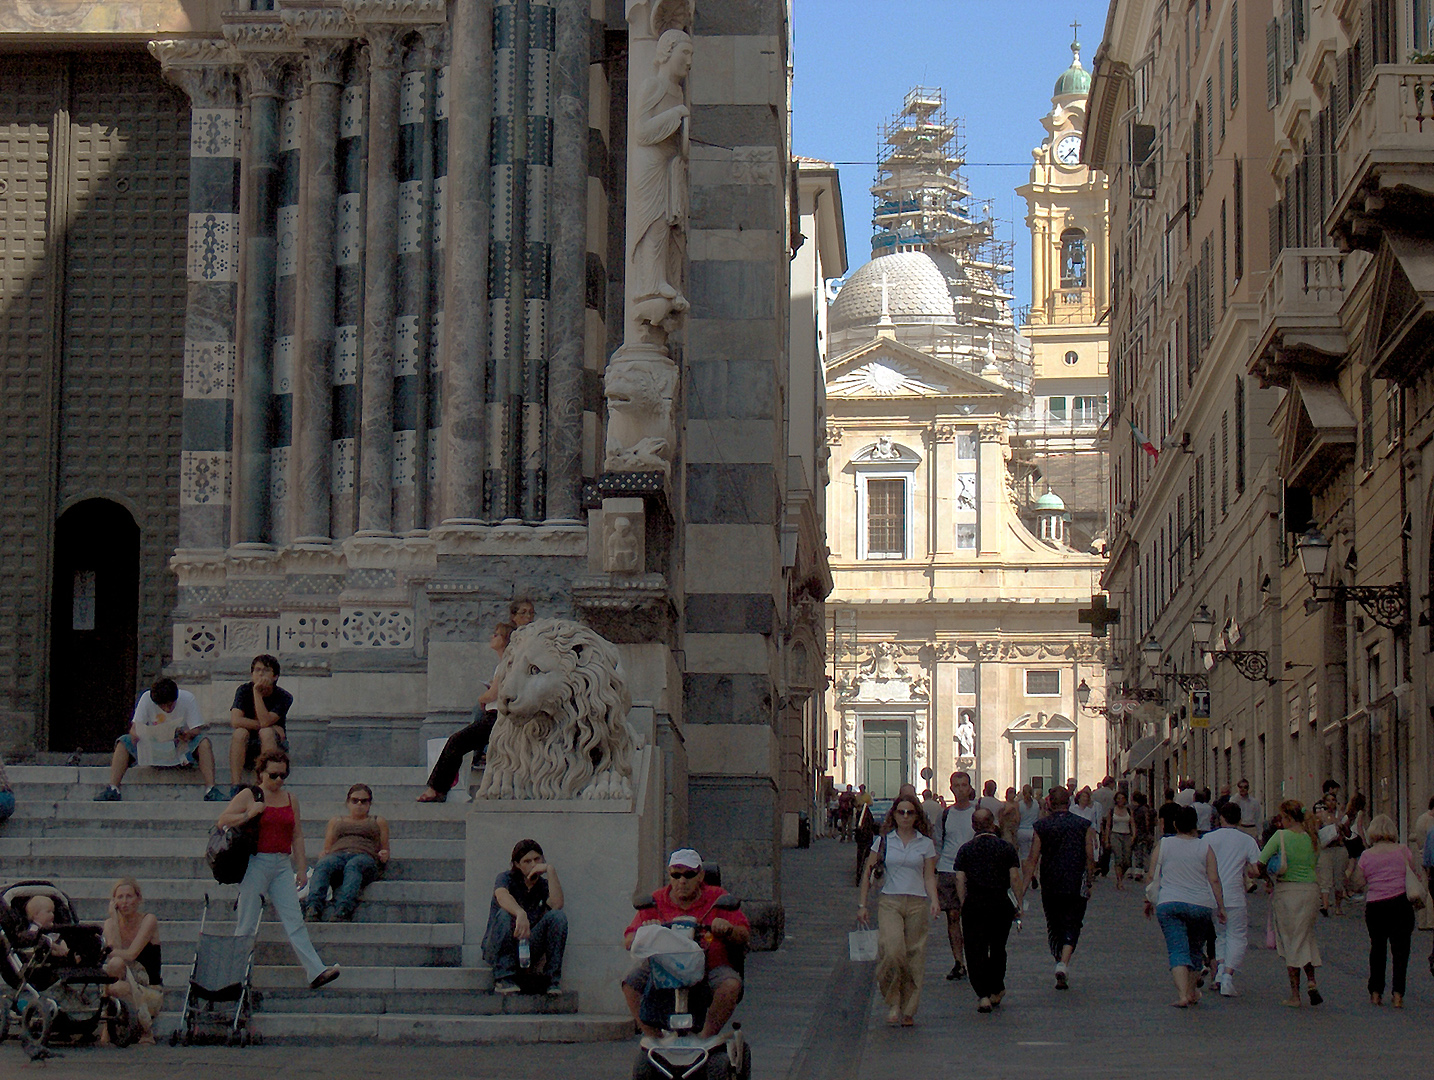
[1315,792,1349,915]
[1259,800,1323,1006]
[216,750,341,990]
[1143,805,1225,1007]
[857,793,939,1027]
[1346,814,1424,1006]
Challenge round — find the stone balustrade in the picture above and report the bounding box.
[1332,64,1434,249]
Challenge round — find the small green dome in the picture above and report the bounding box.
[1035,490,1066,512]
[1055,42,1090,97]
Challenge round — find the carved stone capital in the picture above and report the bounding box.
[244,53,291,100]
[418,21,448,63]
[978,421,1005,442]
[304,41,349,87]
[149,40,242,107]
[362,24,404,70]
[932,424,960,443]
[626,0,692,40]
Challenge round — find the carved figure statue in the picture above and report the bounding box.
[606,516,640,572]
[476,619,638,800]
[628,28,692,339]
[954,710,976,758]
[603,356,679,473]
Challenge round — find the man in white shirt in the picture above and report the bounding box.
[977,779,1004,817]
[1231,779,1262,838]
[1204,803,1263,996]
[1091,776,1117,827]
[1174,780,1196,807]
[94,678,221,801]
[1193,789,1216,834]
[936,772,977,981]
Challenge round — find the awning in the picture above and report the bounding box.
[1125,734,1166,772]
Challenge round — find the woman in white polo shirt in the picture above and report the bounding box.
[858,792,940,1026]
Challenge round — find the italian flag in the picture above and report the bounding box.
[1128,418,1159,461]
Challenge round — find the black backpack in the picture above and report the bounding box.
[206,786,263,884]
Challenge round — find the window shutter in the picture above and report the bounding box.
[1235,376,1246,494]
[1220,49,1227,141]
[1234,156,1244,278]
[1186,275,1199,378]
[1206,78,1215,169]
[1282,0,1296,77]
[1268,201,1281,266]
[1266,18,1282,108]
[1200,237,1213,346]
[1221,411,1230,514]
[1231,0,1240,104]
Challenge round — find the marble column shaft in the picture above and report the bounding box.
[438,0,494,522]
[543,0,591,523]
[236,63,283,545]
[358,27,402,535]
[294,46,346,541]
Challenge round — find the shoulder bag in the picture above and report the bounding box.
[1406,850,1430,911]
[1266,830,1287,880]
[206,786,263,885]
[868,831,889,888]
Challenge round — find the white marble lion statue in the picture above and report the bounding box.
[476,619,637,800]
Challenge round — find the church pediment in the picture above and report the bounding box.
[826,339,1011,401]
[1278,375,1355,493]
[1005,711,1077,736]
[1366,231,1434,387]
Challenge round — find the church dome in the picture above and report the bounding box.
[829,251,955,332]
[1035,490,1067,512]
[1054,43,1090,97]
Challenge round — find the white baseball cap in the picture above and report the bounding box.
[668,848,703,870]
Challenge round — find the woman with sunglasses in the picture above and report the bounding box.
[857,793,939,1026]
[217,749,341,989]
[304,783,390,922]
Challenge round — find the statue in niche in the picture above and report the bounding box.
[628,28,692,340]
[606,516,640,573]
[954,709,976,759]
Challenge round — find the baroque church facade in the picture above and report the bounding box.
[0,0,825,938]
[823,69,1110,801]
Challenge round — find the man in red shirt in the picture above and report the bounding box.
[623,848,750,1038]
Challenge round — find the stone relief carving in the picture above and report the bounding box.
[869,434,901,460]
[605,515,641,573]
[841,642,929,704]
[339,607,414,648]
[477,619,639,800]
[628,28,692,341]
[603,356,678,475]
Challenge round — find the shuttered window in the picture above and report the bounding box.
[866,479,907,558]
[1231,1,1240,105]
[1234,157,1245,278]
[1235,376,1246,495]
[1266,18,1281,109]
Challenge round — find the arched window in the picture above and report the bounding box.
[1060,228,1087,289]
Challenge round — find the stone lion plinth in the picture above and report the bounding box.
[475,619,638,800]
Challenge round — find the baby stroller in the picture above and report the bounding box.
[0,880,140,1053]
[170,893,261,1046]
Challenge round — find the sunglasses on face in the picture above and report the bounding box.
[669,869,700,879]
[349,797,371,804]
[265,771,288,780]
[894,808,916,816]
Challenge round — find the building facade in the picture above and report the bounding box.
[1090,0,1434,829]
[823,84,1108,802]
[0,0,820,938]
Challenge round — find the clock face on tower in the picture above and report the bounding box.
[1056,134,1082,166]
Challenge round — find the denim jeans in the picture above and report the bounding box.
[487,909,568,982]
[1156,901,1214,970]
[0,791,14,822]
[306,852,380,920]
[236,851,327,981]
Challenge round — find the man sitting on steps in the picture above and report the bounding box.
[228,654,293,798]
[94,677,223,802]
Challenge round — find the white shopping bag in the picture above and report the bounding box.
[848,928,879,962]
[629,923,703,962]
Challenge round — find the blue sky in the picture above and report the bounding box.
[792,0,1113,311]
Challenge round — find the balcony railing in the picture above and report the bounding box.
[1250,247,1366,386]
[1331,64,1434,249]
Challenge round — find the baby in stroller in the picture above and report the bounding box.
[1,881,142,1050]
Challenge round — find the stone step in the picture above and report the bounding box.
[0,852,461,883]
[2,801,468,839]
[153,1011,633,1045]
[162,963,490,992]
[252,987,579,1015]
[7,765,433,786]
[160,920,464,968]
[0,835,463,860]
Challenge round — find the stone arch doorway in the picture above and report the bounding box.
[49,499,140,752]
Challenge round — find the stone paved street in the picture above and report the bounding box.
[12,837,1434,1078]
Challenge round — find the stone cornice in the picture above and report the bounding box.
[281,2,355,39]
[430,522,589,558]
[222,14,294,53]
[343,0,448,25]
[148,39,242,106]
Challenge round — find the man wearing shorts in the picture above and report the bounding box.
[228,654,293,796]
[94,677,222,801]
[935,771,976,980]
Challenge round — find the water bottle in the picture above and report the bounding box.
[518,939,531,968]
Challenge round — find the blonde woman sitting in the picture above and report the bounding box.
[102,878,163,1043]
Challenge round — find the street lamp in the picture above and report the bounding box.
[1191,600,1270,683]
[1296,522,1409,629]
[1076,678,1092,706]
[1141,635,1162,668]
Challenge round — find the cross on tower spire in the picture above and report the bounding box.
[1070,17,1080,44]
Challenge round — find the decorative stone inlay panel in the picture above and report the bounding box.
[427,428,440,485]
[430,173,447,248]
[184,341,235,399]
[336,192,362,265]
[334,325,359,383]
[276,205,300,277]
[394,314,421,375]
[280,610,340,651]
[271,445,290,502]
[433,64,448,119]
[399,68,425,123]
[224,617,282,656]
[392,428,416,487]
[427,310,444,367]
[190,108,237,157]
[187,212,239,282]
[174,621,221,661]
[273,334,295,393]
[397,179,424,253]
[279,97,303,152]
[339,84,363,136]
[226,577,285,604]
[180,451,231,505]
[339,607,414,648]
[332,437,356,494]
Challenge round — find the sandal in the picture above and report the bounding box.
[416,789,447,803]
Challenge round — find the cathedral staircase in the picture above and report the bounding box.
[0,764,631,1043]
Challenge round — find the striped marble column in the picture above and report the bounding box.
[292,41,346,543]
[331,72,365,538]
[521,1,556,522]
[269,92,303,544]
[436,0,493,523]
[357,25,402,535]
[426,58,448,527]
[582,0,611,482]
[150,49,243,551]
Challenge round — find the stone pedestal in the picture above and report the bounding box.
[463,745,664,1014]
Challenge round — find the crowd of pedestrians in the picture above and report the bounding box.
[851,769,1434,1023]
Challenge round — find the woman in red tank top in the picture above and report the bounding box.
[216,749,340,989]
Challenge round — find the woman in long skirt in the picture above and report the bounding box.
[1259,799,1323,1006]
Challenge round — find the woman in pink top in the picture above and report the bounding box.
[1348,814,1423,1007]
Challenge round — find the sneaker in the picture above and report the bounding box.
[494,979,520,995]
[1054,962,1069,990]
[203,786,228,802]
[309,966,341,990]
[93,786,121,802]
[1219,977,1238,998]
[546,982,563,996]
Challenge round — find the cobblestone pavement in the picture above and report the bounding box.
[13,838,1434,1078]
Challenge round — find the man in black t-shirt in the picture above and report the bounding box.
[481,839,567,994]
[228,654,293,794]
[1024,786,1095,989]
[1157,788,1182,836]
[954,808,1023,1012]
